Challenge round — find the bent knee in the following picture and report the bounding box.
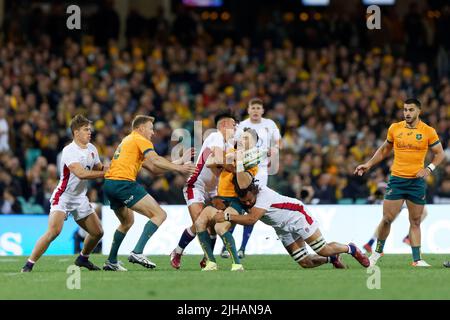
[47,228,62,241]
[214,223,226,236]
[154,209,167,224]
[121,220,134,232]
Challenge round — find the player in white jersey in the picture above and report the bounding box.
[170,112,236,269]
[222,98,282,259]
[21,115,107,272]
[214,178,370,269]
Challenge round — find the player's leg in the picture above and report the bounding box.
[403,205,428,246]
[195,206,220,270]
[171,202,204,269]
[104,206,134,271]
[21,211,66,272]
[406,200,429,266]
[369,199,404,266]
[238,170,267,258]
[285,237,345,269]
[74,209,103,270]
[127,193,166,268]
[363,231,378,253]
[305,229,369,267]
[214,206,243,271]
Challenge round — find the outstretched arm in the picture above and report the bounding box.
[143,151,196,176]
[354,140,393,176]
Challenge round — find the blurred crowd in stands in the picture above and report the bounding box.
[1,1,450,213]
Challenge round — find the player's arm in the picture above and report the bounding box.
[146,148,196,176]
[143,150,196,176]
[416,141,445,178]
[214,207,266,225]
[68,163,105,179]
[354,140,393,176]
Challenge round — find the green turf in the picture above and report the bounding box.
[1,254,450,299]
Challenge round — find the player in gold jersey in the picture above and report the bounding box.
[355,98,445,267]
[103,115,196,271]
[194,128,259,271]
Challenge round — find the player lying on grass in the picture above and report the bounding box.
[194,128,262,271]
[213,176,370,269]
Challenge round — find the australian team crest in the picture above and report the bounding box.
[416,134,423,140]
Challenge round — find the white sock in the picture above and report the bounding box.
[175,246,184,254]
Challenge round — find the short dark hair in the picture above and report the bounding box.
[132,115,155,130]
[248,97,263,107]
[404,98,421,109]
[70,114,91,135]
[214,111,235,127]
[243,127,259,142]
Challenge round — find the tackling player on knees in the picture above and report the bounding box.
[213,178,370,269]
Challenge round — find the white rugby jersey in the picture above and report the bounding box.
[236,118,281,167]
[186,131,227,193]
[52,142,101,202]
[254,186,315,231]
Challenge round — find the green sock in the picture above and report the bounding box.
[108,230,126,263]
[221,231,240,264]
[133,221,158,254]
[412,246,421,262]
[375,239,385,253]
[198,231,216,262]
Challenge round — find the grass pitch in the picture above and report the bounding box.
[1,254,450,300]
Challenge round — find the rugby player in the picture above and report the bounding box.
[103,115,196,271]
[213,178,368,269]
[222,98,282,259]
[169,112,236,269]
[355,98,445,267]
[21,115,106,272]
[195,128,264,271]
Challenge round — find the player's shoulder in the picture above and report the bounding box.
[87,143,98,151]
[388,121,404,131]
[204,131,223,144]
[419,120,437,132]
[62,141,77,153]
[238,118,251,126]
